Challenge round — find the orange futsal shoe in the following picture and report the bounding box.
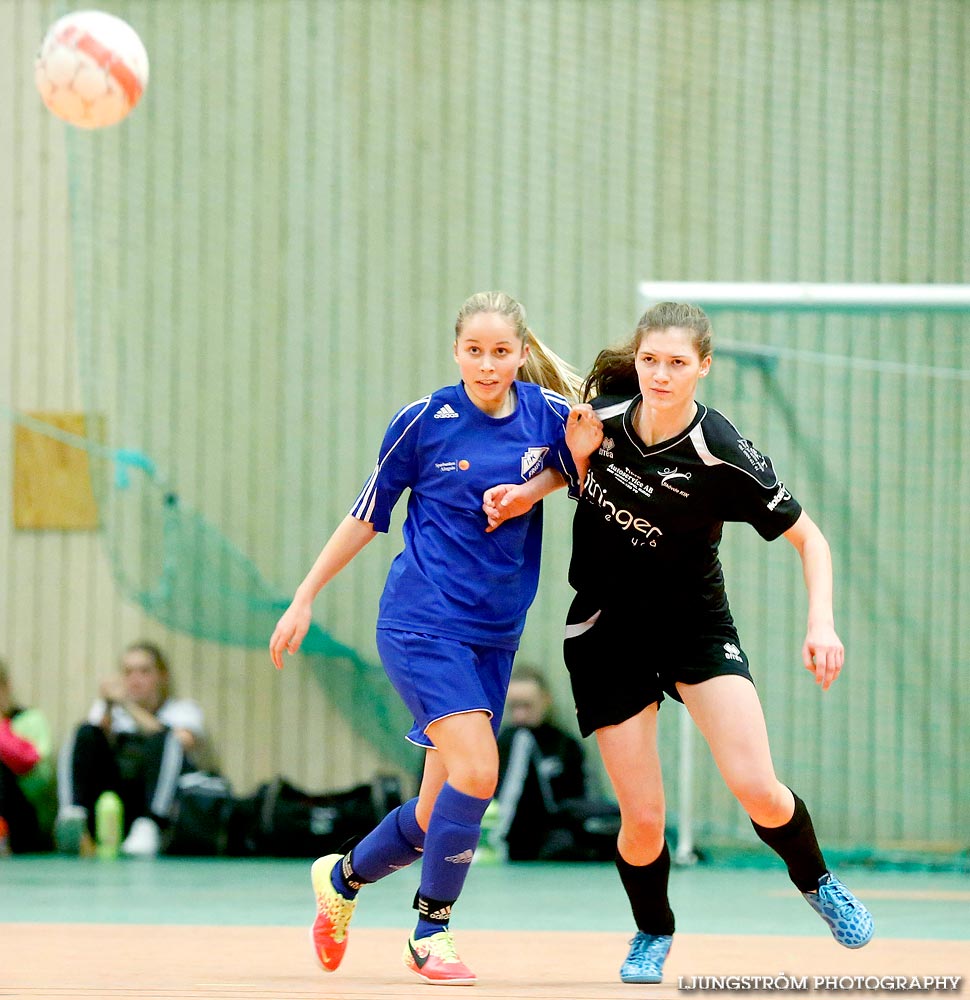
[403,928,477,985]
[309,854,357,972]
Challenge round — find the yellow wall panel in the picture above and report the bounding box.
[13,412,99,530]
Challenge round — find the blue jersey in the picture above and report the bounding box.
[351,381,576,649]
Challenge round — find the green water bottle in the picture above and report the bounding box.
[95,791,123,860]
[475,800,504,864]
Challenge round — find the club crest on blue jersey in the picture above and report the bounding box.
[520,446,549,480]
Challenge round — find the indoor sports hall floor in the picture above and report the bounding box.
[1,856,967,999]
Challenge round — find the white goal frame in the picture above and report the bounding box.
[639,281,970,311]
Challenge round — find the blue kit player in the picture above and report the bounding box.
[270,291,580,985]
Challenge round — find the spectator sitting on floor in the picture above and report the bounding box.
[0,657,57,853]
[494,665,593,861]
[56,640,214,857]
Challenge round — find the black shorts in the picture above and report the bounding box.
[562,594,755,738]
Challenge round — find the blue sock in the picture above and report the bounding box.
[414,783,490,939]
[331,798,425,899]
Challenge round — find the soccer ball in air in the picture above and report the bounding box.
[35,10,149,129]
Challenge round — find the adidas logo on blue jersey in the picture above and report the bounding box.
[434,404,459,419]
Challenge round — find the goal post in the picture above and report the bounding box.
[639,281,970,867]
[639,281,970,312]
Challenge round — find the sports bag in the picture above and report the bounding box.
[164,771,240,856]
[243,773,403,858]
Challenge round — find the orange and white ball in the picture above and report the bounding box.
[35,10,149,129]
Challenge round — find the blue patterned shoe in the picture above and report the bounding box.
[620,932,673,984]
[802,873,873,948]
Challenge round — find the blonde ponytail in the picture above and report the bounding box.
[520,328,582,402]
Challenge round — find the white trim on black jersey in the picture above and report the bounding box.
[595,399,631,421]
[595,396,785,491]
[688,413,784,489]
[620,398,705,459]
[688,422,719,467]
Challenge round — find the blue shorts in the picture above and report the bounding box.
[376,628,515,748]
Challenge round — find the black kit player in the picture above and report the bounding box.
[489,301,874,984]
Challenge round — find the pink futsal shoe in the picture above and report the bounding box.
[403,928,477,985]
[309,854,357,972]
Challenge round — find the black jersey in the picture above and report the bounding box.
[569,395,802,625]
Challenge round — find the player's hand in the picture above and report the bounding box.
[270,599,313,670]
[802,625,844,691]
[99,676,125,703]
[566,404,603,458]
[483,483,536,532]
[172,727,197,751]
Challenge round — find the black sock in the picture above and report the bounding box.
[751,791,827,893]
[615,842,675,935]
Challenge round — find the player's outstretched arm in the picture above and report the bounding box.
[783,510,844,691]
[270,515,377,669]
[483,468,567,532]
